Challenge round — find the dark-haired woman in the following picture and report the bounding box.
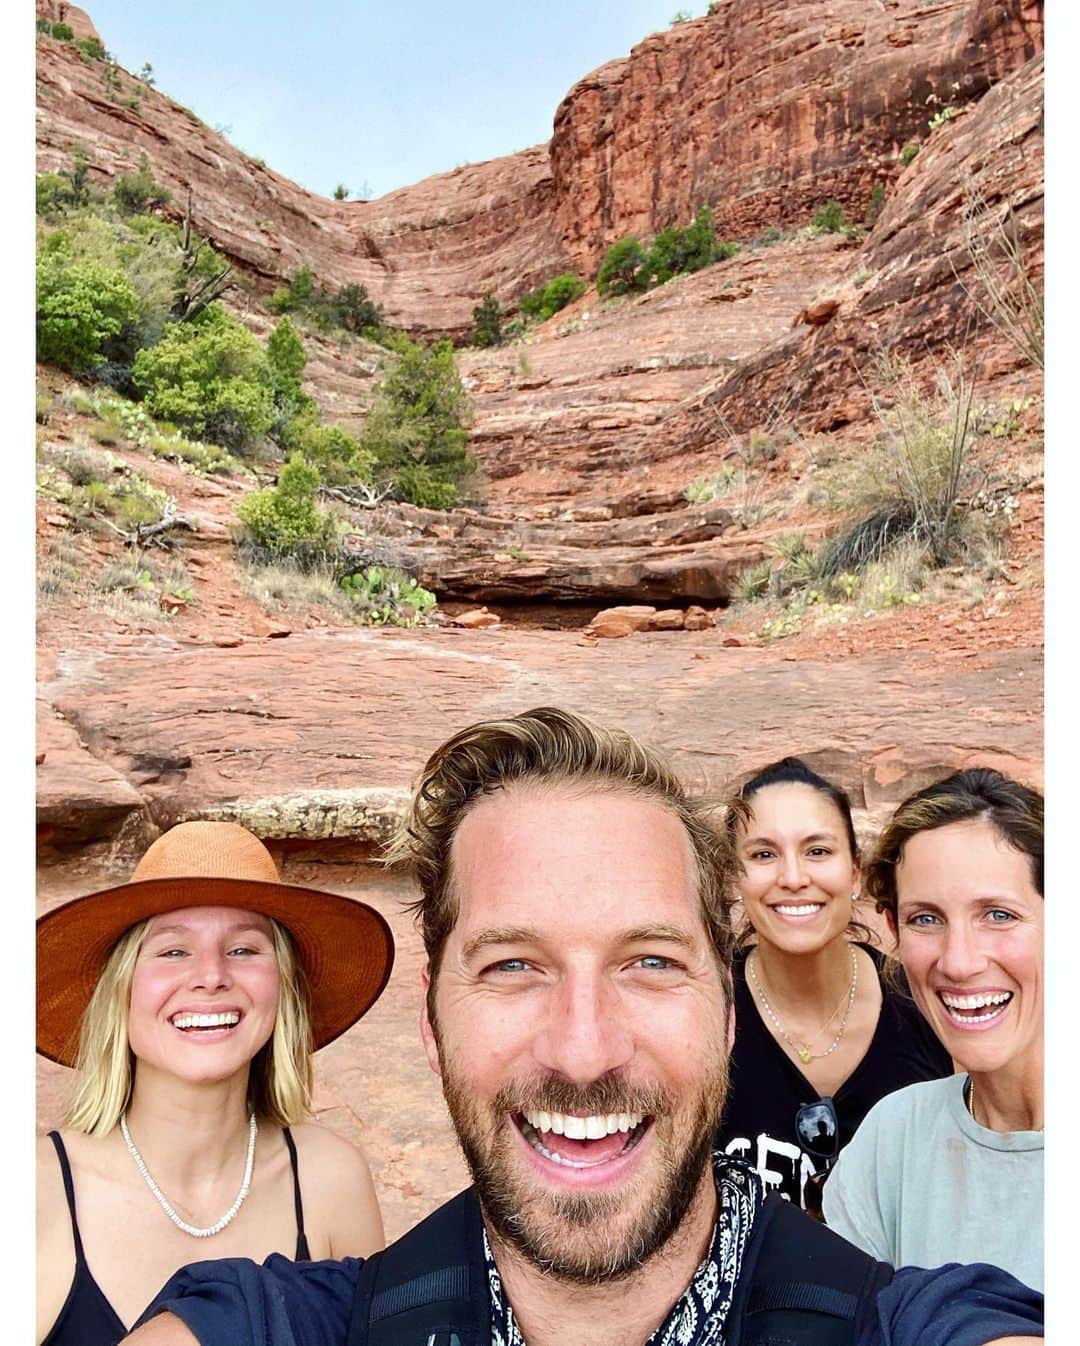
[823,768,1043,1290]
[714,758,951,1214]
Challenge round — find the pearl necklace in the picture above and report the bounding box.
[120,1109,258,1238]
[748,946,858,1065]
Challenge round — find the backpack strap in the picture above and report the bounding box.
[346,1188,490,1346]
[727,1194,894,1346]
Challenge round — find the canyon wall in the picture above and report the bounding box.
[35,0,1041,336]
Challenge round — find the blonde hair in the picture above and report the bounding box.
[66,916,314,1136]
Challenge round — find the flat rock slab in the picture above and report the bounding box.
[39,628,1042,852]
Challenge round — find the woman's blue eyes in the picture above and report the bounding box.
[906,909,1017,928]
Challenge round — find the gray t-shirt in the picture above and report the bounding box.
[822,1073,1043,1291]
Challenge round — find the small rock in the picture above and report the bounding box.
[684,606,711,631]
[587,605,656,639]
[722,636,745,648]
[451,608,501,629]
[213,635,243,648]
[267,624,292,639]
[649,610,685,631]
[796,297,841,327]
[36,751,46,766]
[159,593,187,613]
[45,514,67,527]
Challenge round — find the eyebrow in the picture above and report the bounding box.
[144,922,271,939]
[743,831,839,847]
[461,922,697,962]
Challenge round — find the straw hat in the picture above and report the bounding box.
[37,820,395,1067]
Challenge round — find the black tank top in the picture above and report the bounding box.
[43,1127,311,1346]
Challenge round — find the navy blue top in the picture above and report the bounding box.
[44,1127,310,1346]
[137,1226,1044,1346]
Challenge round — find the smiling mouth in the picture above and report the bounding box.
[517,1109,651,1169]
[769,902,825,919]
[169,1011,242,1033]
[937,990,1013,1026]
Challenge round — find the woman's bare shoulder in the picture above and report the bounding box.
[288,1120,374,1178]
[287,1121,384,1256]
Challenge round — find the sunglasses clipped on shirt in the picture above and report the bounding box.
[795,1095,839,1221]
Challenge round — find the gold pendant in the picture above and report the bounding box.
[798,1045,813,1064]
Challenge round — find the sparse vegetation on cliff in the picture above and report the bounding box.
[471,293,503,347]
[268,265,384,338]
[597,207,739,298]
[519,273,587,323]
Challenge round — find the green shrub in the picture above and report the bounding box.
[596,237,649,297]
[900,142,919,167]
[471,292,502,347]
[36,173,71,216]
[332,184,349,201]
[362,334,474,507]
[50,21,74,40]
[266,317,307,412]
[112,153,171,214]
[865,183,886,229]
[812,199,849,233]
[519,272,587,322]
[133,304,274,450]
[327,283,382,335]
[646,206,722,284]
[36,254,140,371]
[36,17,51,32]
[284,414,374,487]
[78,36,107,60]
[338,565,437,626]
[268,265,316,314]
[236,455,339,561]
[391,463,458,509]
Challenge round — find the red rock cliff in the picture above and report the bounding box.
[550,0,1042,272]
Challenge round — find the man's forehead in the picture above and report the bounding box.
[448,784,702,926]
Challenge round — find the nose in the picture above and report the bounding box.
[187,946,232,992]
[777,850,810,892]
[937,920,989,984]
[531,970,634,1086]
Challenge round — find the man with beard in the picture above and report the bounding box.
[123,708,1042,1346]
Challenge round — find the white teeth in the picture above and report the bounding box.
[522,1108,644,1138]
[940,992,1012,1011]
[774,904,823,916]
[172,1011,241,1030]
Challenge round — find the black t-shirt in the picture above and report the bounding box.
[715,944,952,1208]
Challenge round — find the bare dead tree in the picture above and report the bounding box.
[173,188,234,321]
[954,185,1043,371]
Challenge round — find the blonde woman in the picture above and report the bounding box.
[36,821,395,1346]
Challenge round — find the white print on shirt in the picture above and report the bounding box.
[723,1133,817,1205]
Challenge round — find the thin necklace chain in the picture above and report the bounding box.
[966,1075,1044,1133]
[748,945,858,1065]
[121,1109,258,1238]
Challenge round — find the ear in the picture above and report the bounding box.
[419,964,442,1078]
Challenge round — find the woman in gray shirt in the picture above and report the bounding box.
[822,768,1043,1290]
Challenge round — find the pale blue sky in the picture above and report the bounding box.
[83,1,705,199]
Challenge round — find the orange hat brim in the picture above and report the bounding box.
[36,876,394,1067]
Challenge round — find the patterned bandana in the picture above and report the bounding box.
[484,1155,763,1346]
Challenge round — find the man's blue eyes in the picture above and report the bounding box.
[906,909,1016,927]
[487,955,677,974]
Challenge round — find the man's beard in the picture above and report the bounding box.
[440,1055,729,1286]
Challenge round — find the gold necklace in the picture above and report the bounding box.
[748,946,858,1065]
[966,1076,1044,1133]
